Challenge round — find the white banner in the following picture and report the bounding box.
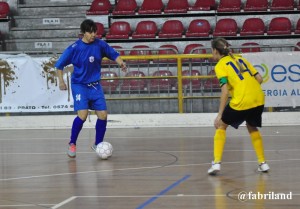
[243,52,300,107]
[0,52,299,113]
[0,54,73,113]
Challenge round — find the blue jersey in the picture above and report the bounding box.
[55,38,120,84]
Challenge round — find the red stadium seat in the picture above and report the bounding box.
[240,18,265,36]
[182,70,202,90]
[132,21,158,39]
[106,21,131,39]
[150,70,175,91]
[295,19,300,34]
[102,46,125,65]
[154,44,179,63]
[188,0,216,11]
[217,0,241,12]
[185,19,211,37]
[86,0,112,15]
[267,17,292,35]
[298,0,300,10]
[121,71,147,91]
[112,0,137,15]
[158,20,184,38]
[271,0,294,11]
[241,42,261,53]
[183,44,207,63]
[100,71,119,93]
[204,70,220,91]
[294,42,300,51]
[0,2,9,19]
[244,0,268,11]
[138,0,164,14]
[213,18,238,37]
[164,0,189,13]
[128,45,152,64]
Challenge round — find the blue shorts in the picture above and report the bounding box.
[71,82,107,111]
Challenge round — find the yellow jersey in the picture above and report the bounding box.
[215,55,265,110]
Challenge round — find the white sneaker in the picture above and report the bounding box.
[258,162,270,172]
[208,162,221,175]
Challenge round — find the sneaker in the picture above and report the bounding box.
[67,143,76,158]
[258,162,270,173]
[91,144,97,152]
[208,162,221,175]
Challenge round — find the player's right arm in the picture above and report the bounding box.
[56,68,67,90]
[55,47,73,91]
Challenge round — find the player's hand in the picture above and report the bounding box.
[214,114,222,129]
[59,81,67,90]
[120,62,127,72]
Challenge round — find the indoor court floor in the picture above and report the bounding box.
[0,125,300,209]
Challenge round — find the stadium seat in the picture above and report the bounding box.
[100,71,119,93]
[203,70,220,92]
[121,71,147,91]
[132,21,158,39]
[271,0,294,11]
[294,42,300,51]
[0,2,9,19]
[102,46,125,65]
[154,44,179,63]
[188,0,216,11]
[164,0,189,13]
[106,21,131,39]
[138,0,164,14]
[295,19,300,34]
[185,19,211,37]
[150,70,175,91]
[158,20,184,38]
[128,45,152,64]
[78,22,105,39]
[241,42,261,53]
[183,44,207,63]
[240,18,265,36]
[298,0,300,10]
[181,70,202,90]
[86,0,112,15]
[267,17,292,35]
[217,0,241,12]
[113,0,137,15]
[244,0,268,11]
[213,18,238,37]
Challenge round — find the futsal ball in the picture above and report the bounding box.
[96,141,113,160]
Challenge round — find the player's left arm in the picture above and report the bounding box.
[115,56,127,72]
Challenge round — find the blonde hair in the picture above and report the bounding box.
[211,38,245,73]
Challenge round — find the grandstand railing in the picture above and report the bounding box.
[103,53,217,113]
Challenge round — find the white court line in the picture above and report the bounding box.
[0,148,299,155]
[3,193,300,208]
[51,196,77,209]
[0,134,298,141]
[1,158,300,182]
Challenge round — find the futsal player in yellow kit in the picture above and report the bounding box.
[208,38,270,175]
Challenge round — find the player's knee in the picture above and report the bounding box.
[97,111,107,120]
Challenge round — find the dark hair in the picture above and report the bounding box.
[80,19,97,33]
[211,37,230,56]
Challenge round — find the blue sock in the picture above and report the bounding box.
[95,119,107,145]
[70,116,85,145]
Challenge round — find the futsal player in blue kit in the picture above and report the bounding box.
[55,19,127,158]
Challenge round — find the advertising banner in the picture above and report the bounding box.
[243,52,300,107]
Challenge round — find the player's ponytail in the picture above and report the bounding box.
[211,38,245,73]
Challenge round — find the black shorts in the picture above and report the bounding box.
[221,104,264,129]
